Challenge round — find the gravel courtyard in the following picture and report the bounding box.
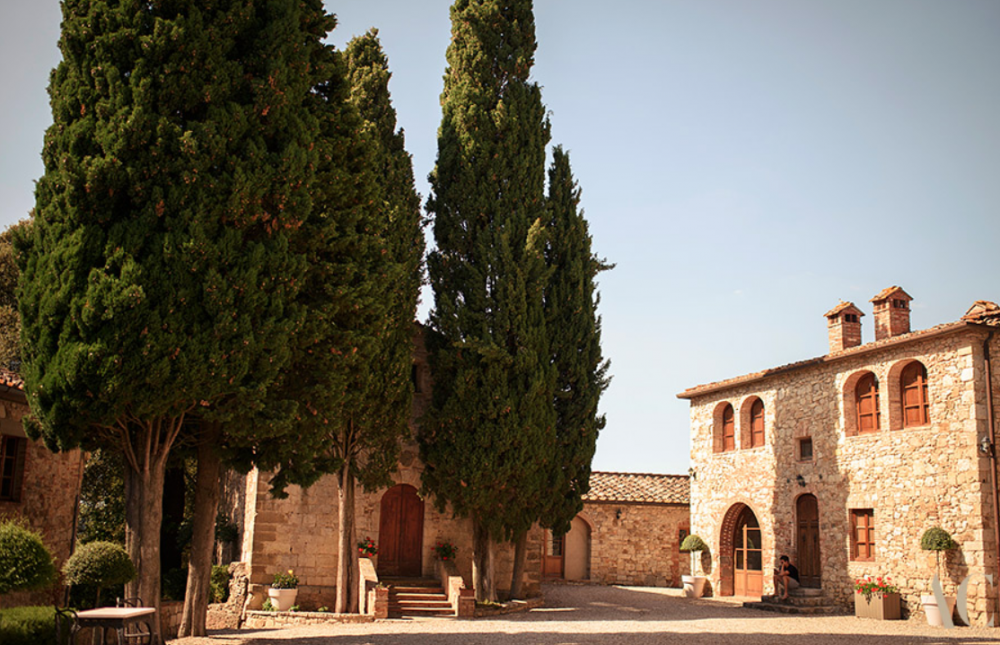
[173,584,1000,645]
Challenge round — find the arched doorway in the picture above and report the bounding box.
[720,503,763,597]
[542,530,565,578]
[564,516,592,581]
[796,494,821,587]
[377,484,424,577]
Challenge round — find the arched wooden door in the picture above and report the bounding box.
[542,531,565,578]
[733,507,763,596]
[377,484,424,577]
[796,494,821,587]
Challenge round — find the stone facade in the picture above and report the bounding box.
[679,292,1000,626]
[0,381,85,608]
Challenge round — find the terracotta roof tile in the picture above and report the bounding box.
[0,367,22,390]
[583,471,689,505]
[962,301,1000,325]
[870,286,912,302]
[823,301,864,318]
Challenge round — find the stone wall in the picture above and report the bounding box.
[0,396,84,608]
[582,502,689,587]
[687,325,998,625]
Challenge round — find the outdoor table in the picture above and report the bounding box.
[75,606,157,645]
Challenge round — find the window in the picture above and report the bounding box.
[749,399,765,448]
[0,435,26,502]
[901,362,929,427]
[798,437,813,461]
[850,509,875,561]
[722,404,735,451]
[411,364,423,393]
[855,373,880,433]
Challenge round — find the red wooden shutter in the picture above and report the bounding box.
[855,373,880,433]
[901,362,929,427]
[722,405,735,451]
[750,399,765,448]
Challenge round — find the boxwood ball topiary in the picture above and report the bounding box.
[920,527,958,551]
[680,534,709,553]
[62,541,136,589]
[0,520,56,594]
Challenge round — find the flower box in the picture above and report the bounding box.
[855,592,901,620]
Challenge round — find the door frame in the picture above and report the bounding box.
[796,493,821,587]
[377,483,424,577]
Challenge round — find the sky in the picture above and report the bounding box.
[1,1,998,477]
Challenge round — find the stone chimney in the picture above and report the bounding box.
[870,286,912,341]
[824,301,864,353]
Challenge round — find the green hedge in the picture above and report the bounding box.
[0,606,65,645]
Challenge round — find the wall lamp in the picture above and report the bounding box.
[688,467,696,480]
[796,474,806,487]
[979,436,994,456]
[616,509,622,520]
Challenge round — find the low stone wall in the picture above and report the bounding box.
[160,600,182,639]
[582,502,689,588]
[243,610,374,629]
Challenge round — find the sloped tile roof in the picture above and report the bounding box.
[583,471,689,505]
[870,286,912,302]
[963,301,1000,325]
[823,301,864,318]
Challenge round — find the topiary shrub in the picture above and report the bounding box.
[679,535,709,553]
[0,519,56,595]
[63,541,136,606]
[920,527,958,581]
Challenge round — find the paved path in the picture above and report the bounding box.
[173,584,1000,644]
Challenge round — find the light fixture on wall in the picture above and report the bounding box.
[616,509,622,520]
[688,467,696,480]
[796,474,806,487]
[979,436,994,456]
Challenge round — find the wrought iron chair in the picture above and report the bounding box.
[115,597,154,644]
[54,606,81,645]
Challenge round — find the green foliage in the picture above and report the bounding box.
[210,565,231,604]
[77,449,125,545]
[434,541,458,561]
[0,221,28,370]
[538,147,611,535]
[0,520,56,595]
[422,0,556,544]
[63,541,136,590]
[215,518,238,544]
[0,606,61,645]
[271,570,298,589]
[680,535,709,553]
[162,567,187,602]
[261,598,275,612]
[920,527,958,551]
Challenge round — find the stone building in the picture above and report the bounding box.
[677,288,1000,625]
[223,326,691,608]
[0,369,85,608]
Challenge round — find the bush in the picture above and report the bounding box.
[920,527,957,551]
[680,534,709,553]
[162,567,187,601]
[63,541,136,606]
[0,520,56,594]
[211,564,231,603]
[0,606,60,645]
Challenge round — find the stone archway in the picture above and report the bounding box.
[719,502,763,597]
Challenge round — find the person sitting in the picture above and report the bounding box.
[773,554,800,600]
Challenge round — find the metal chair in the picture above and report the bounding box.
[115,597,154,645]
[55,606,81,645]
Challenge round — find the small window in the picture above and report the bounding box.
[901,362,929,427]
[411,364,423,393]
[722,404,735,451]
[855,373,880,433]
[0,435,26,502]
[893,299,907,309]
[798,437,813,461]
[749,399,765,448]
[850,509,875,561]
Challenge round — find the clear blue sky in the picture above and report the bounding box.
[2,1,998,476]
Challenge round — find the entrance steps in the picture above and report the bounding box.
[744,587,841,615]
[383,578,454,619]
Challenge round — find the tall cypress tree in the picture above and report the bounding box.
[16,0,322,628]
[422,0,554,602]
[540,146,611,533]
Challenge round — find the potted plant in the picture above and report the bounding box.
[679,534,709,598]
[920,527,958,626]
[357,537,378,559]
[268,570,299,611]
[434,541,458,561]
[853,575,901,620]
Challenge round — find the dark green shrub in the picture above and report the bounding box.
[920,527,957,552]
[679,535,709,553]
[211,565,231,603]
[0,606,61,645]
[0,520,56,594]
[63,541,136,606]
[162,567,187,601]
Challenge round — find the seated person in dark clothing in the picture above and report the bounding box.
[773,554,799,600]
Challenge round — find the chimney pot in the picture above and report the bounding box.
[870,287,912,341]
[824,301,864,353]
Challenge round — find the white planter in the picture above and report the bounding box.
[268,587,298,611]
[920,594,956,626]
[682,575,708,598]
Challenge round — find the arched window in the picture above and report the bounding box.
[749,399,765,448]
[901,362,929,427]
[855,373,880,433]
[722,404,736,451]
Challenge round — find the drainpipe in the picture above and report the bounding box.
[983,330,999,625]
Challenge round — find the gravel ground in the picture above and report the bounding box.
[171,584,1000,645]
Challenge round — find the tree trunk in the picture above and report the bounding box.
[123,442,168,642]
[179,423,222,637]
[508,531,527,600]
[335,456,359,614]
[471,516,495,602]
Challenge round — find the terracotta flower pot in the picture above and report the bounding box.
[681,575,708,598]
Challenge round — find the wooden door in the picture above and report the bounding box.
[796,494,821,587]
[377,484,424,577]
[542,531,565,578]
[734,508,763,597]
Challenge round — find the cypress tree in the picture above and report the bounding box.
[422,0,555,602]
[0,222,27,370]
[17,0,322,630]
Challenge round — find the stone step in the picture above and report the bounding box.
[760,593,829,607]
[394,592,449,601]
[744,600,842,615]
